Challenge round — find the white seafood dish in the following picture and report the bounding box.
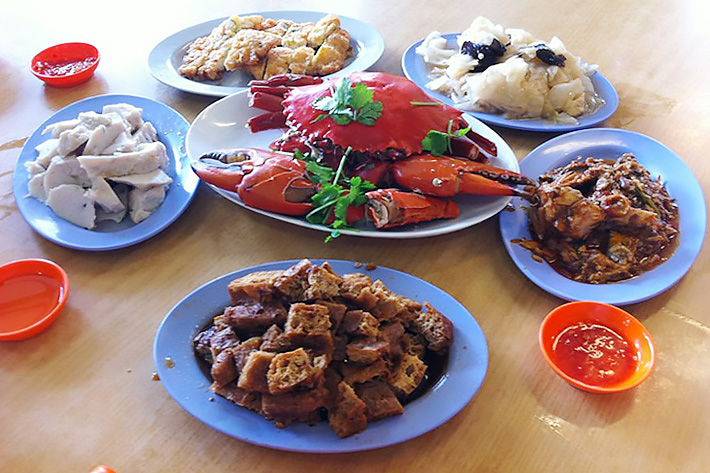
[416,17,603,124]
[24,103,173,229]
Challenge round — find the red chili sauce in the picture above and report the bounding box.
[34,56,97,77]
[552,323,637,386]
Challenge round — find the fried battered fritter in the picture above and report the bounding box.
[224,30,282,69]
[307,14,341,48]
[289,46,316,75]
[282,22,315,48]
[178,13,352,81]
[178,15,266,80]
[311,27,352,75]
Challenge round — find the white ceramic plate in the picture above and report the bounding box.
[401,33,619,132]
[499,128,706,305]
[13,94,199,251]
[149,11,385,97]
[153,259,489,452]
[185,89,520,239]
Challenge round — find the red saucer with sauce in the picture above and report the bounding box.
[31,42,100,87]
[0,259,69,341]
[539,301,656,393]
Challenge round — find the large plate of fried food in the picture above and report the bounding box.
[499,128,706,305]
[153,259,488,452]
[149,11,385,97]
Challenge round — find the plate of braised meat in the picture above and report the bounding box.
[153,259,488,452]
[499,128,706,305]
[186,71,529,239]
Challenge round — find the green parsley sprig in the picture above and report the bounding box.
[312,78,384,126]
[421,119,471,156]
[296,148,377,242]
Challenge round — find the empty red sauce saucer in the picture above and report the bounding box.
[30,42,100,87]
[539,301,656,394]
[0,259,69,341]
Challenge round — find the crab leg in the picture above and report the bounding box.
[249,91,285,112]
[248,85,292,97]
[248,74,324,88]
[465,129,497,157]
[390,155,534,197]
[366,188,459,229]
[247,111,287,133]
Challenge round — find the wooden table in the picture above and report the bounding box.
[2,1,709,471]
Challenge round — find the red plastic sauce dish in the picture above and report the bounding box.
[0,259,69,341]
[539,301,656,393]
[30,42,100,87]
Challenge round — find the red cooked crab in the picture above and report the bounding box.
[191,72,532,229]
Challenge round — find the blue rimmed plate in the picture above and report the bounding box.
[149,11,385,97]
[499,128,706,305]
[13,94,198,251]
[153,259,488,452]
[401,33,619,132]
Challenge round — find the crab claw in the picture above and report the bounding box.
[191,148,259,191]
[191,148,316,216]
[366,188,459,229]
[390,155,534,197]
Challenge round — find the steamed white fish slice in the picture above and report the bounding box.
[83,117,129,155]
[46,184,96,229]
[99,121,158,155]
[43,156,91,191]
[108,169,173,189]
[28,172,47,202]
[25,160,47,176]
[95,207,126,223]
[102,130,136,154]
[102,103,144,132]
[77,110,116,130]
[33,138,60,169]
[96,183,129,223]
[57,125,92,156]
[131,121,158,145]
[42,118,80,137]
[77,141,168,178]
[88,177,125,213]
[128,185,167,223]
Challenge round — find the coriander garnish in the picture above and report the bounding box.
[297,148,376,242]
[312,78,384,126]
[421,119,471,156]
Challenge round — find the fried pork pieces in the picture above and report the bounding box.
[178,14,353,81]
[193,259,453,438]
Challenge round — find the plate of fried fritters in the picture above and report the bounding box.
[149,11,385,97]
[153,259,488,452]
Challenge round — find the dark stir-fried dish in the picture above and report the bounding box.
[193,259,453,438]
[515,153,680,283]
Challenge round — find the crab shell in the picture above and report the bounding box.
[280,72,465,155]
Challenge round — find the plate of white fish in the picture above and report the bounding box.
[13,94,199,251]
[402,17,619,132]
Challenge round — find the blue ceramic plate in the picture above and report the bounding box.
[13,94,198,251]
[401,33,619,132]
[499,128,706,305]
[149,11,385,97]
[153,259,488,453]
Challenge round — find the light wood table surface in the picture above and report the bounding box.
[2,1,709,472]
